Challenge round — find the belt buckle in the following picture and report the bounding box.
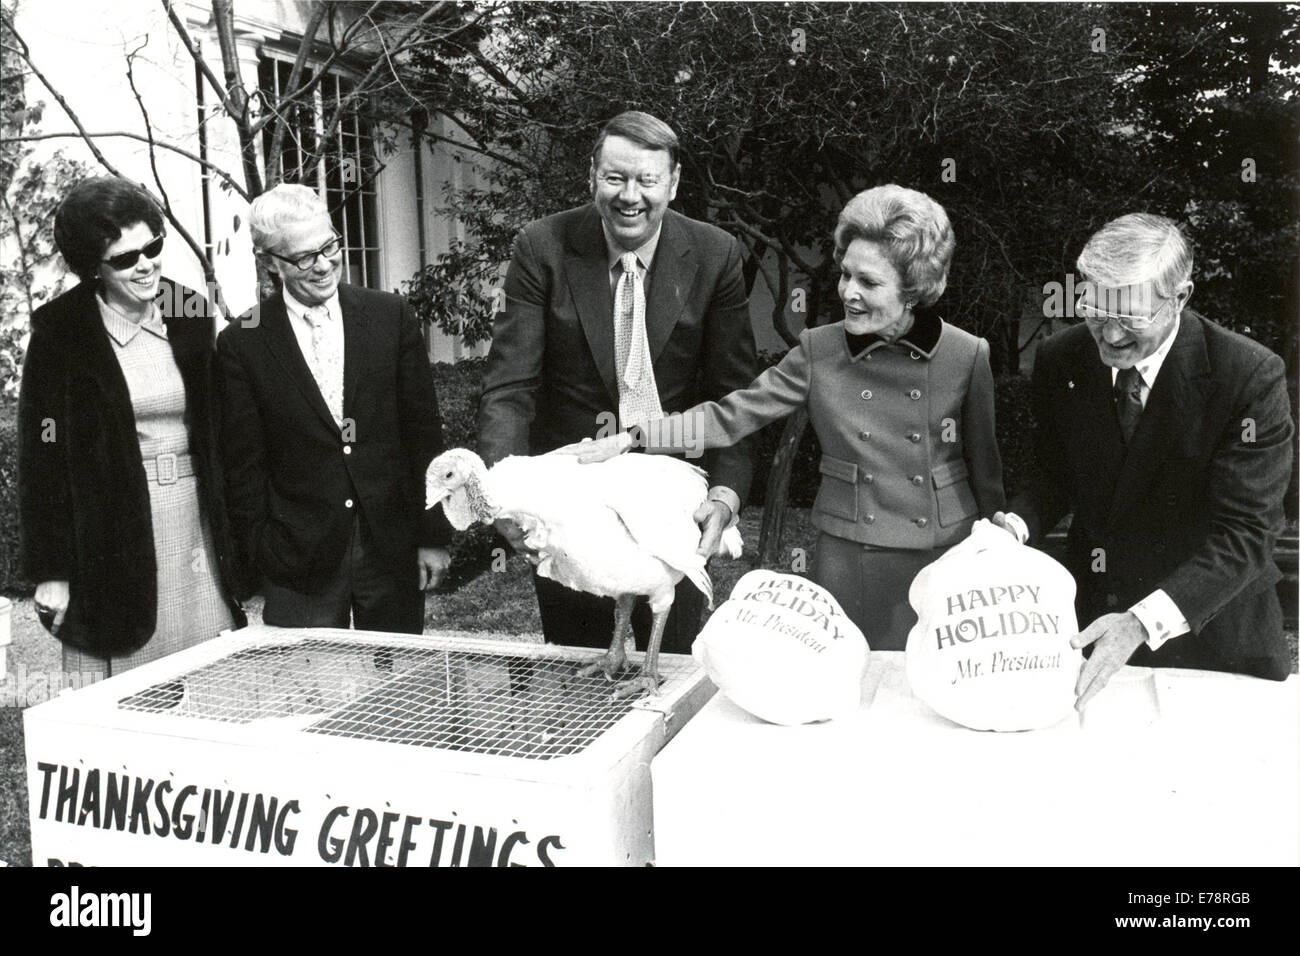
[156,452,178,485]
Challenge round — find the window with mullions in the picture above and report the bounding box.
[258,59,381,288]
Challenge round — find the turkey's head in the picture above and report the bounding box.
[425,449,495,530]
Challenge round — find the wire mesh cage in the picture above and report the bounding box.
[25,626,714,867]
[116,635,692,760]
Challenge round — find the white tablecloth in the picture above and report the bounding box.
[652,651,1299,866]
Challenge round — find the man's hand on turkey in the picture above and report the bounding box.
[550,432,632,463]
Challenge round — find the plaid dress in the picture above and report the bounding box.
[62,299,234,678]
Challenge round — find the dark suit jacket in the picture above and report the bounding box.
[18,278,247,656]
[477,204,758,503]
[1010,310,1293,679]
[217,283,451,597]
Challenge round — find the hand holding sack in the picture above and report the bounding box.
[693,570,868,725]
[905,520,1082,731]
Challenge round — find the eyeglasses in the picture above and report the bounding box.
[101,232,165,271]
[1077,298,1174,332]
[268,235,342,272]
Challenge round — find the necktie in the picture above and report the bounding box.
[305,305,344,425]
[613,251,663,429]
[1114,366,1143,444]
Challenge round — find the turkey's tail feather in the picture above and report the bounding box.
[682,563,715,609]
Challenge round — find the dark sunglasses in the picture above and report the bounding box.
[102,232,165,271]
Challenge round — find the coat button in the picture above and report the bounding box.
[859,430,871,439]
[908,432,921,443]
[910,351,921,360]
[863,473,874,484]
[860,389,873,400]
[915,517,928,528]
[911,475,923,486]
[343,446,352,455]
[909,388,922,400]
[345,499,354,509]
[863,514,876,524]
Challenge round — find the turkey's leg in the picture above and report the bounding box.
[578,594,635,681]
[613,607,667,700]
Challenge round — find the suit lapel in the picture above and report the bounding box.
[1107,315,1210,528]
[64,283,137,438]
[339,283,376,421]
[1072,339,1126,524]
[260,293,338,433]
[566,206,619,404]
[644,211,697,363]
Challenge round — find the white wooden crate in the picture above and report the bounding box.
[25,624,713,867]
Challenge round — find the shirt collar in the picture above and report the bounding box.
[847,307,943,360]
[1110,313,1181,390]
[602,222,663,275]
[98,294,166,346]
[282,287,342,326]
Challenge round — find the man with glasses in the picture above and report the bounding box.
[997,213,1293,707]
[217,184,452,632]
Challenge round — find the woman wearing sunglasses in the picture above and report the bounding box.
[17,176,246,677]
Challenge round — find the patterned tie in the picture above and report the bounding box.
[305,305,344,425]
[1114,366,1143,444]
[613,251,663,429]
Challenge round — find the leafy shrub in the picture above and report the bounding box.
[0,403,27,594]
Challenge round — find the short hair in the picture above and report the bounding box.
[591,111,679,169]
[249,183,330,255]
[1076,213,1193,299]
[53,176,165,282]
[833,185,955,308]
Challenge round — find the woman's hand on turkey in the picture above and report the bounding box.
[550,432,632,463]
[34,580,70,635]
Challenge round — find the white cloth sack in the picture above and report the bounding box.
[905,520,1083,731]
[693,570,868,725]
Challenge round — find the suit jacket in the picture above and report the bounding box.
[647,314,1005,548]
[1010,310,1293,679]
[217,283,451,596]
[18,278,247,656]
[477,204,758,503]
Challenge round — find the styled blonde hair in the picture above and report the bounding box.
[833,185,955,308]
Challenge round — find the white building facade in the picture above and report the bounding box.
[9,0,486,362]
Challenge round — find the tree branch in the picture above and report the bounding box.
[1,132,249,199]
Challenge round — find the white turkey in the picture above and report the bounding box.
[425,449,743,698]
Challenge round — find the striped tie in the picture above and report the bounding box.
[613,251,662,429]
[1114,366,1143,444]
[305,305,344,425]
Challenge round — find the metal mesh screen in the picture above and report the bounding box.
[116,638,669,760]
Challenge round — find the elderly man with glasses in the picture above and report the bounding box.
[217,184,453,633]
[996,213,1294,707]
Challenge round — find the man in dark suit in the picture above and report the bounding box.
[998,213,1294,708]
[218,184,451,633]
[477,111,758,653]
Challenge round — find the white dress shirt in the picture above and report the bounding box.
[283,288,345,421]
[600,223,739,525]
